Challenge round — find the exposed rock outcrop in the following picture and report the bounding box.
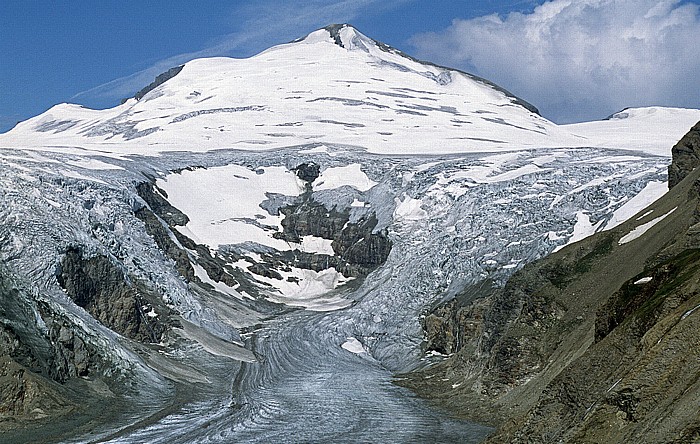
[133,65,184,101]
[276,196,392,277]
[56,247,171,344]
[136,182,189,227]
[0,267,121,434]
[0,356,75,421]
[294,162,321,184]
[668,121,700,189]
[134,205,195,281]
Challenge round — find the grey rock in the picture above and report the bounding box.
[133,65,184,101]
[56,247,170,344]
[668,120,700,189]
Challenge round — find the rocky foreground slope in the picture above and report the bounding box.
[403,123,700,443]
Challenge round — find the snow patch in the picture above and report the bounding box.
[603,181,667,230]
[619,207,677,245]
[299,235,335,255]
[637,210,654,220]
[682,303,700,320]
[554,211,604,252]
[313,164,377,191]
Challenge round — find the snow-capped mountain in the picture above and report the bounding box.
[0,24,699,443]
[3,24,698,156]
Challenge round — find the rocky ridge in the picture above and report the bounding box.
[669,121,700,189]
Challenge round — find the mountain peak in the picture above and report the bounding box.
[295,23,374,52]
[322,24,368,49]
[6,23,698,157]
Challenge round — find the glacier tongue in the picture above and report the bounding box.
[114,146,669,442]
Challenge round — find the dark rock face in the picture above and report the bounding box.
[277,198,392,277]
[278,201,346,242]
[0,272,101,384]
[133,65,184,101]
[134,206,195,282]
[36,305,95,382]
[294,162,320,183]
[136,182,189,227]
[332,213,391,270]
[0,268,115,428]
[56,247,170,344]
[0,355,74,419]
[324,24,350,47]
[421,283,493,356]
[416,235,614,399]
[668,121,700,189]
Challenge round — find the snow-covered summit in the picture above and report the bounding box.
[1,25,699,156]
[298,24,377,51]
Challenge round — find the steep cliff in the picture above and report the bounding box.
[669,121,700,189]
[404,121,700,443]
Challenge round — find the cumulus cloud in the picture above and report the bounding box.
[410,0,700,123]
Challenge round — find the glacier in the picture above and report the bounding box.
[1,24,699,443]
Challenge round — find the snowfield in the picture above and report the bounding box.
[157,164,304,250]
[1,27,698,157]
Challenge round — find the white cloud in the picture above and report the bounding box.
[71,0,408,106]
[410,0,700,123]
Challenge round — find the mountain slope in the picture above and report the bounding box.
[1,25,558,155]
[2,25,699,157]
[403,122,700,443]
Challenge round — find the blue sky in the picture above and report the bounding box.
[1,0,699,132]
